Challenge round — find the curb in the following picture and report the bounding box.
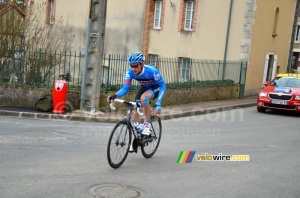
[0,102,257,123]
[160,102,256,120]
[0,110,120,123]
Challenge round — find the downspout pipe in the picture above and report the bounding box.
[287,0,300,73]
[80,0,93,110]
[222,0,233,80]
[80,18,91,106]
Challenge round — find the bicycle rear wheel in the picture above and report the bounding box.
[107,120,132,168]
[141,115,162,158]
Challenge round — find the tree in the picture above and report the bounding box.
[0,1,75,85]
[23,1,74,51]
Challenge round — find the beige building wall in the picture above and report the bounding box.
[33,0,90,51]
[104,0,146,55]
[29,0,297,97]
[55,0,90,51]
[245,0,296,96]
[30,0,147,54]
[148,0,247,60]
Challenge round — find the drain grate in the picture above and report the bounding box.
[89,184,145,198]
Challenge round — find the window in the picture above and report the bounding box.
[272,8,279,37]
[50,0,55,24]
[179,58,191,82]
[178,0,198,32]
[184,1,194,30]
[295,25,300,43]
[154,1,162,29]
[46,0,55,25]
[149,54,158,67]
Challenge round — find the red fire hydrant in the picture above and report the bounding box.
[52,80,67,114]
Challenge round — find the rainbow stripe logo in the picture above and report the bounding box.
[176,151,196,163]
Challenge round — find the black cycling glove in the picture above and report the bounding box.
[135,99,142,107]
[108,94,117,103]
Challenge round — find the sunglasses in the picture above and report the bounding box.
[130,64,140,68]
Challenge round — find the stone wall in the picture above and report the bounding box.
[158,84,238,106]
[0,86,81,109]
[0,84,239,109]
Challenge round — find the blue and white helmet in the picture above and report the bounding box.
[128,52,145,64]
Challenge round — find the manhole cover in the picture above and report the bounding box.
[89,184,145,198]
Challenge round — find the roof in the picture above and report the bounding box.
[277,73,300,78]
[0,1,25,17]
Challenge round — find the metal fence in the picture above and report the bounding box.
[0,48,84,90]
[0,48,247,92]
[103,54,247,92]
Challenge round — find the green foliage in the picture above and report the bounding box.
[167,79,235,89]
[104,79,235,92]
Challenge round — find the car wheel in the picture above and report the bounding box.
[257,107,266,113]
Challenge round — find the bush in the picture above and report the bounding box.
[167,79,235,88]
[104,79,235,92]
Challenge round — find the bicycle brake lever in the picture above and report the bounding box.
[109,102,116,111]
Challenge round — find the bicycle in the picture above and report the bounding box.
[107,99,162,169]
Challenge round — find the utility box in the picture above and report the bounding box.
[52,80,67,114]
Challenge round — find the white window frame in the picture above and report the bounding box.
[154,0,162,29]
[50,0,55,24]
[180,58,191,82]
[295,25,300,43]
[184,1,194,31]
[149,54,158,67]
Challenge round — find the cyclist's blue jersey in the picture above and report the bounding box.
[116,65,166,104]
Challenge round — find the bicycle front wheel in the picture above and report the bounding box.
[107,120,132,168]
[141,115,162,158]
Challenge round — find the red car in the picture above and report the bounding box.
[257,73,300,112]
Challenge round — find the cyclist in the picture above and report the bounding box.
[107,51,166,137]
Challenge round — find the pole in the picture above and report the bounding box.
[287,0,300,72]
[80,0,107,112]
[222,0,233,80]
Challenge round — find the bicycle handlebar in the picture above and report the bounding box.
[109,99,143,116]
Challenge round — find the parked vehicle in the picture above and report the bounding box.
[257,73,300,112]
[0,52,24,83]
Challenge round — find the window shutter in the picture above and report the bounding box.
[184,1,194,30]
[50,0,55,24]
[154,1,162,29]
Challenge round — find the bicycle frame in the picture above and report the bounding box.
[125,105,140,141]
[123,104,160,148]
[110,99,159,144]
[107,99,163,168]
[110,99,141,140]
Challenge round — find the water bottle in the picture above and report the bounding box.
[133,122,143,134]
[133,122,139,128]
[138,124,144,133]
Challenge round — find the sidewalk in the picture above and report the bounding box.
[0,96,257,123]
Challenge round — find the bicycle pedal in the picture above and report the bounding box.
[129,144,138,153]
[129,149,137,153]
[130,139,139,153]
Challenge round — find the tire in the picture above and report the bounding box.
[257,107,266,113]
[141,115,162,158]
[107,120,132,168]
